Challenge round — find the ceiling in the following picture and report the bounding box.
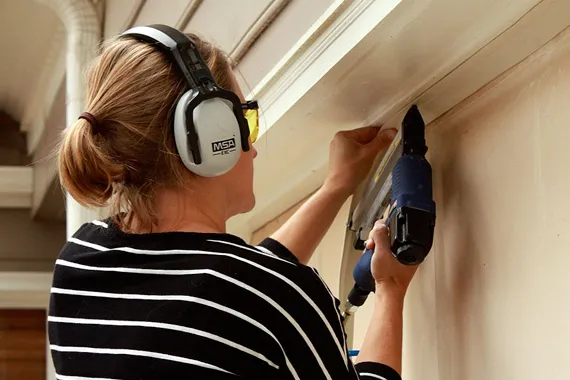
[0,0,332,138]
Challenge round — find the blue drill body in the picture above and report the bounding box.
[348,105,436,303]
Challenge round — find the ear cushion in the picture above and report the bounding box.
[174,90,242,177]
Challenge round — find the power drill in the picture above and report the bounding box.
[343,105,436,322]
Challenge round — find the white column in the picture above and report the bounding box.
[33,1,100,378]
[33,0,101,240]
[66,196,98,238]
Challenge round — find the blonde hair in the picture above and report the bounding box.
[58,33,233,231]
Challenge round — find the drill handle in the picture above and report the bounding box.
[345,248,375,311]
[352,248,375,294]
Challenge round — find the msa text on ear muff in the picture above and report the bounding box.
[120,24,251,177]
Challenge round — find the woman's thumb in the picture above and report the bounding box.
[371,220,391,252]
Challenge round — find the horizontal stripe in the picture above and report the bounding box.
[56,373,122,380]
[68,238,344,364]
[50,345,234,375]
[57,258,204,275]
[69,237,293,266]
[208,239,295,266]
[55,259,331,379]
[51,287,275,341]
[48,316,278,369]
[51,287,300,379]
[255,245,277,257]
[91,220,108,228]
[359,373,388,380]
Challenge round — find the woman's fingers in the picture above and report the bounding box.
[371,220,390,253]
[365,219,390,250]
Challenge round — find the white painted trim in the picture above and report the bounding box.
[374,0,570,131]
[0,167,33,208]
[122,0,147,31]
[229,0,570,239]
[249,0,355,98]
[231,0,403,234]
[229,0,292,65]
[247,0,350,101]
[249,0,387,129]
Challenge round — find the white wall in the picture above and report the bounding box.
[353,25,570,380]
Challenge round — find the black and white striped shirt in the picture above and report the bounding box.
[49,219,401,380]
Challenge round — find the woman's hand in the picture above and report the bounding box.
[356,219,414,374]
[324,127,397,196]
[367,219,417,298]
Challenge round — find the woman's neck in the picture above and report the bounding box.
[129,185,229,234]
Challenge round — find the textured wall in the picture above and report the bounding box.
[352,26,570,380]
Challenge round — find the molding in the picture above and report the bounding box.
[228,0,569,238]
[373,0,570,131]
[229,0,292,66]
[248,0,354,102]
[175,0,202,30]
[230,0,401,234]
[248,0,402,139]
[0,167,33,208]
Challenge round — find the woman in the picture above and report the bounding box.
[50,24,418,380]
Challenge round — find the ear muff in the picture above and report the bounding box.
[121,24,251,177]
[174,90,243,177]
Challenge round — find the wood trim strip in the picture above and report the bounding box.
[122,0,146,31]
[176,0,203,30]
[229,0,292,66]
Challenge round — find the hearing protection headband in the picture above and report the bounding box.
[120,24,251,164]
